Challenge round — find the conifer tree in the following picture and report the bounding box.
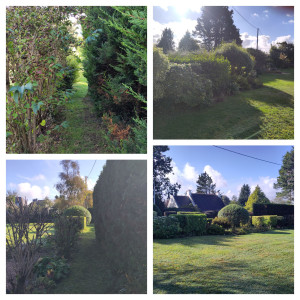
[196,171,216,194]
[238,184,251,206]
[178,31,199,52]
[157,28,175,54]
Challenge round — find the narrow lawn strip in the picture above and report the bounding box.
[154,230,294,294]
[52,225,128,294]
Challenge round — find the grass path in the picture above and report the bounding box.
[53,70,109,153]
[154,69,294,139]
[53,225,128,294]
[154,230,294,294]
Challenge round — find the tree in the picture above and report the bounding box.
[153,146,181,213]
[274,147,294,203]
[231,195,238,203]
[196,171,216,194]
[238,184,251,206]
[245,185,270,212]
[55,160,88,207]
[178,31,199,52]
[270,42,294,68]
[157,28,175,54]
[6,190,17,206]
[221,195,230,206]
[193,6,242,51]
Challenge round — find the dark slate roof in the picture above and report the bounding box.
[173,196,192,208]
[191,194,224,212]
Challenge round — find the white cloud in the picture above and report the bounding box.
[252,13,259,17]
[288,20,294,23]
[263,10,269,13]
[183,163,198,181]
[153,18,198,47]
[286,14,292,17]
[272,35,293,45]
[159,6,169,11]
[203,165,227,189]
[18,174,46,182]
[16,183,50,201]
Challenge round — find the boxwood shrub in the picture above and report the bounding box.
[206,223,225,235]
[252,215,278,228]
[64,205,92,225]
[173,213,207,236]
[218,204,249,227]
[153,216,180,239]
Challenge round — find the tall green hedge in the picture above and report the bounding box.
[93,160,147,292]
[173,213,207,235]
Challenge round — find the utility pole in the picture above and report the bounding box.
[256,28,259,50]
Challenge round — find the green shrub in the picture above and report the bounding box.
[215,42,255,74]
[252,215,278,228]
[64,205,92,225]
[212,216,231,229]
[164,63,213,107]
[218,204,249,227]
[53,216,81,259]
[153,47,170,101]
[69,216,86,230]
[245,186,270,212]
[178,211,203,215]
[206,223,225,235]
[173,213,207,236]
[153,216,181,239]
[164,211,177,217]
[153,204,162,216]
[246,48,268,74]
[153,211,158,218]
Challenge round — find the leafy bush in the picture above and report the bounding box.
[153,204,162,216]
[64,205,92,225]
[164,63,213,107]
[245,186,270,212]
[206,224,225,235]
[173,213,207,236]
[246,48,269,74]
[253,203,294,216]
[153,211,157,218]
[153,47,170,101]
[252,215,278,229]
[53,216,81,259]
[153,216,181,239]
[69,216,86,230]
[276,215,294,229]
[212,216,231,229]
[218,204,249,227]
[164,211,177,217]
[215,42,255,74]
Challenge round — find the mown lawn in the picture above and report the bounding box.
[154,69,294,139]
[52,225,130,294]
[154,230,294,294]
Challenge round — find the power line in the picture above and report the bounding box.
[232,6,258,30]
[87,160,97,178]
[213,146,281,166]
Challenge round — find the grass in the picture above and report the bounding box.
[154,69,294,139]
[52,68,109,153]
[52,225,129,294]
[154,230,294,294]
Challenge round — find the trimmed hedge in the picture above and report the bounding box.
[64,205,92,225]
[218,204,249,227]
[277,215,294,229]
[153,216,180,239]
[173,213,207,236]
[252,215,278,228]
[206,223,225,235]
[253,203,294,216]
[164,211,177,217]
[68,216,86,230]
[212,216,231,229]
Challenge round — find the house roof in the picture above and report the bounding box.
[191,194,224,212]
[173,196,192,208]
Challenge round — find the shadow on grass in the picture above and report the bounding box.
[260,230,292,235]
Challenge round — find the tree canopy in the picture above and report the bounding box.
[274,147,294,203]
[178,31,200,52]
[245,185,270,212]
[193,6,242,51]
[196,171,217,194]
[238,184,251,206]
[157,28,175,54]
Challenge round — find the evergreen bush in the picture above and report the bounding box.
[218,204,249,227]
[153,216,180,239]
[173,213,207,235]
[252,215,278,228]
[63,205,92,225]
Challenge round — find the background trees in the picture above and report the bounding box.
[274,147,294,203]
[238,184,251,206]
[245,185,270,212]
[153,146,181,212]
[157,28,175,54]
[196,171,217,194]
[193,6,242,51]
[178,31,199,52]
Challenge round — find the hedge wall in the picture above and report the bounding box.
[253,204,294,216]
[173,213,207,236]
[93,160,147,292]
[252,215,278,228]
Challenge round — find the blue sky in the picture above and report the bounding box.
[6,160,106,202]
[153,6,294,52]
[164,146,292,200]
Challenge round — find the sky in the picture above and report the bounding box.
[164,145,292,201]
[153,6,294,52]
[6,160,106,202]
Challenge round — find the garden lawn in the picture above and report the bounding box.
[52,225,129,294]
[53,68,109,153]
[154,230,294,294]
[154,69,294,139]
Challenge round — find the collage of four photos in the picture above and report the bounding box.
[5,3,295,295]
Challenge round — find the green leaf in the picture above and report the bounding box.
[24,82,34,91]
[6,131,13,138]
[13,91,19,104]
[40,120,46,126]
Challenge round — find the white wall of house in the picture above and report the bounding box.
[167,195,178,208]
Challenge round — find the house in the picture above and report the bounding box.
[167,190,225,217]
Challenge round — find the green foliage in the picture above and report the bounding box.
[81,6,147,153]
[178,31,199,52]
[252,215,278,229]
[153,204,162,216]
[206,223,225,235]
[64,205,92,225]
[245,185,270,212]
[153,216,181,239]
[6,6,78,153]
[196,171,216,194]
[153,47,170,101]
[173,213,207,236]
[246,48,268,74]
[58,55,81,91]
[238,184,251,206]
[270,42,294,68]
[93,160,146,284]
[164,63,213,107]
[157,27,175,54]
[218,204,249,227]
[253,203,294,216]
[215,42,255,74]
[221,195,230,206]
[212,216,231,229]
